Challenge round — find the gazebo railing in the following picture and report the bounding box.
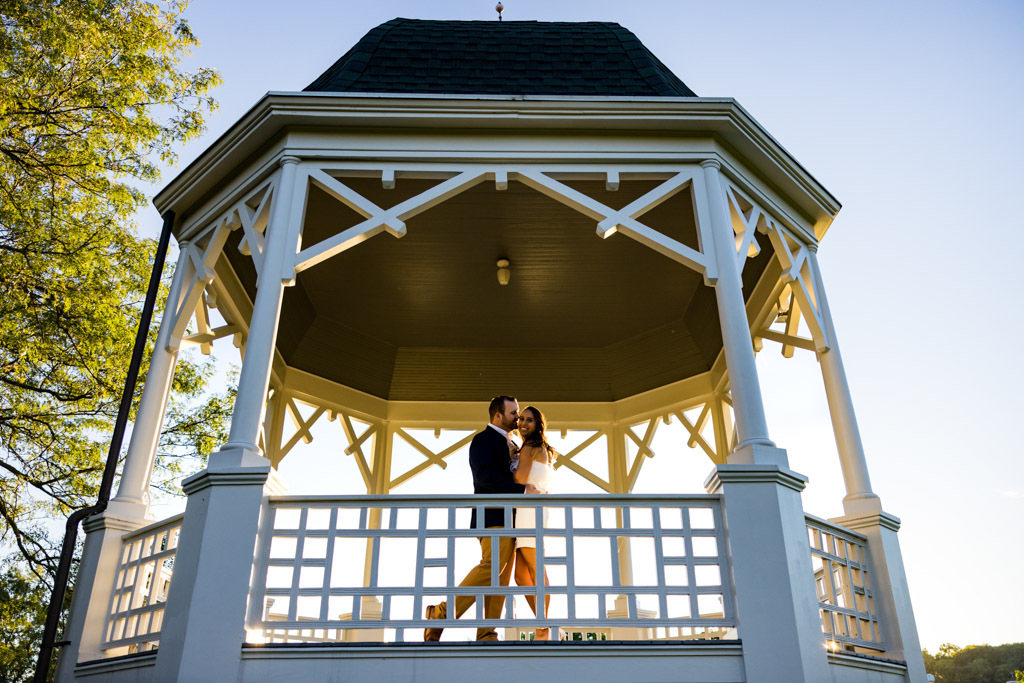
[805,514,883,651]
[89,497,888,654]
[245,494,736,643]
[102,513,183,652]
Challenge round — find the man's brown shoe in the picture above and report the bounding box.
[424,602,446,642]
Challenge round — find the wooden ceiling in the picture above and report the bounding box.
[223,177,773,402]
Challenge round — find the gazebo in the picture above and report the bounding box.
[56,19,927,683]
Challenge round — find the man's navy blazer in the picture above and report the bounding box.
[469,426,526,529]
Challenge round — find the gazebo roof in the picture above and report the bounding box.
[153,19,843,405]
[306,18,697,97]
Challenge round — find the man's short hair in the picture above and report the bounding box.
[488,395,517,420]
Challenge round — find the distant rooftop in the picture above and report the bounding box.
[306,18,697,97]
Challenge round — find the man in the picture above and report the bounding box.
[424,395,534,641]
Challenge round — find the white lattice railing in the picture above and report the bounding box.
[246,494,736,643]
[102,514,183,652]
[806,514,882,651]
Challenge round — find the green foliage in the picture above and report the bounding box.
[0,0,225,584]
[1,2,229,676]
[0,563,53,682]
[923,642,1024,683]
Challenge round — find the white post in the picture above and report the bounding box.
[109,246,192,515]
[700,160,776,464]
[606,424,634,586]
[808,248,926,676]
[54,513,144,680]
[362,421,391,581]
[832,511,928,680]
[706,467,832,682]
[150,467,280,682]
[701,160,831,680]
[806,247,882,515]
[220,156,301,460]
[354,421,390,639]
[151,156,301,681]
[370,420,393,496]
[58,248,194,677]
[809,250,925,676]
[607,424,647,638]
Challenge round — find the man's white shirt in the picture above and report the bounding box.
[487,423,510,440]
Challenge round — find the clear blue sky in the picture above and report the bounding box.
[140,0,1024,651]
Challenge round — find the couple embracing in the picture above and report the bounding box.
[424,395,556,642]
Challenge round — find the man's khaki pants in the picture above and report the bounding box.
[453,528,516,640]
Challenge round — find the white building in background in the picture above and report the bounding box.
[56,18,927,682]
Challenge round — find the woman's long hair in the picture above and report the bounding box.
[521,405,557,463]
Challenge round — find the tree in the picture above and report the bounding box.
[0,563,51,682]
[0,0,227,585]
[923,642,1024,683]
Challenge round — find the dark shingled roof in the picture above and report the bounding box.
[306,18,696,97]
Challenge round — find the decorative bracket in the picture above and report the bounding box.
[293,169,488,274]
[516,170,710,276]
[553,429,611,492]
[723,180,830,354]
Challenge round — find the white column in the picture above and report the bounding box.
[700,160,775,461]
[606,424,646,638]
[832,511,927,680]
[362,421,392,583]
[706,467,832,681]
[370,420,393,496]
[354,421,390,639]
[109,247,192,513]
[261,385,285,467]
[54,512,145,680]
[150,467,279,682]
[221,156,300,459]
[606,424,634,586]
[806,247,881,515]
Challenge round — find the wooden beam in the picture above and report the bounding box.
[395,428,449,470]
[674,410,716,462]
[685,404,711,449]
[558,457,611,492]
[343,424,375,456]
[295,170,487,273]
[388,431,475,490]
[279,404,325,458]
[179,324,239,352]
[625,418,658,491]
[339,412,374,491]
[552,430,605,469]
[756,328,817,353]
[516,170,708,274]
[710,397,731,464]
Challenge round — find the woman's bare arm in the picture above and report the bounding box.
[514,445,537,485]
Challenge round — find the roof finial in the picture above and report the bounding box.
[496,2,504,21]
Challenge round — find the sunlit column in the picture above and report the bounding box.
[363,421,392,586]
[112,246,192,508]
[806,246,881,513]
[222,156,301,455]
[356,421,390,634]
[372,420,394,496]
[700,160,773,452]
[261,385,284,467]
[607,424,633,586]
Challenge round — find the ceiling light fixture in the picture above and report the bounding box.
[496,258,511,285]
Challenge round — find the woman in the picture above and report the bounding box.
[512,405,557,640]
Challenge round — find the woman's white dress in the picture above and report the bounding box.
[515,456,554,548]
